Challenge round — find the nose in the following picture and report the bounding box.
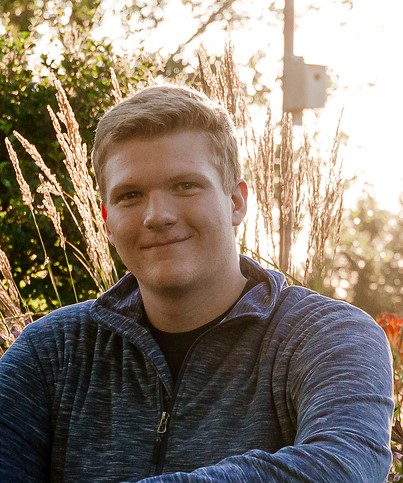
[143,191,177,230]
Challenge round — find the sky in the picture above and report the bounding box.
[294,0,403,214]
[96,0,402,215]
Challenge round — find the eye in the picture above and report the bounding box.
[176,182,200,193]
[179,182,196,190]
[119,191,143,202]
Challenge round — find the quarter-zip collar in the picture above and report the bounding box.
[89,255,288,391]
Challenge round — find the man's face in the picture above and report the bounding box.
[102,129,247,296]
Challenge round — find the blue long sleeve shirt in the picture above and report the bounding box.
[0,256,394,482]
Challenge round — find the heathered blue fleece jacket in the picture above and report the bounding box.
[0,256,393,482]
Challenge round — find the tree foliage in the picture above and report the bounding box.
[0,0,102,32]
[329,194,402,317]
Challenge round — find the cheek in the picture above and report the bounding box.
[203,198,233,225]
[197,208,233,241]
[106,209,141,240]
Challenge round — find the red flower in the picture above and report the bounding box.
[376,313,403,354]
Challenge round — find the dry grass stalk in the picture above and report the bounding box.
[218,43,251,137]
[197,48,218,98]
[303,121,344,286]
[110,67,123,104]
[278,113,294,272]
[5,138,34,210]
[214,43,239,122]
[47,77,116,290]
[0,248,29,354]
[250,106,276,259]
[0,248,20,307]
[13,131,64,196]
[0,295,27,356]
[4,136,63,305]
[128,83,136,96]
[13,130,86,237]
[198,43,251,140]
[7,78,117,293]
[0,284,22,321]
[292,134,309,245]
[279,113,294,229]
[37,176,66,249]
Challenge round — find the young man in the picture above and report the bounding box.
[0,85,393,482]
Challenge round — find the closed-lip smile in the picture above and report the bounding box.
[142,236,190,249]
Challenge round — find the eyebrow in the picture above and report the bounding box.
[167,173,211,184]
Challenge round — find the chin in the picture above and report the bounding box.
[138,266,198,295]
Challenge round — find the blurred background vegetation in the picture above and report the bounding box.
[1,0,400,317]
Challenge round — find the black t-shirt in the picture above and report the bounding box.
[148,279,257,384]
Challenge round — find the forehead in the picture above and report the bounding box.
[103,130,222,189]
[107,127,214,158]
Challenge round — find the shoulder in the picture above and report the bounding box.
[279,285,380,331]
[241,267,390,359]
[4,300,97,364]
[240,256,386,343]
[23,299,96,338]
[271,286,391,370]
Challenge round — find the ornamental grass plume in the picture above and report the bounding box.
[0,248,21,313]
[110,67,123,104]
[197,43,345,283]
[292,134,309,246]
[5,76,118,303]
[5,137,62,306]
[278,113,294,273]
[0,248,31,356]
[197,42,251,145]
[36,175,66,250]
[303,118,345,287]
[5,138,34,210]
[12,131,64,197]
[250,106,276,259]
[47,77,117,291]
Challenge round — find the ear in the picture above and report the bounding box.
[231,179,248,227]
[101,204,115,246]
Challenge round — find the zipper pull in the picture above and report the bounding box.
[157,411,170,434]
[152,411,170,464]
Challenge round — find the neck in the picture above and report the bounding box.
[140,264,247,333]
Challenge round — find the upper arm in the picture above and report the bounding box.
[0,333,51,480]
[288,306,394,478]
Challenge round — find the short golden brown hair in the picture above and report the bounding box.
[92,84,241,198]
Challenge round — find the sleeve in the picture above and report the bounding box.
[0,332,51,481]
[134,307,394,483]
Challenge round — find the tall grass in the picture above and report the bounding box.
[0,247,30,356]
[198,42,345,285]
[5,79,118,297]
[1,44,344,347]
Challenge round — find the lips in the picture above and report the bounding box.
[141,236,190,249]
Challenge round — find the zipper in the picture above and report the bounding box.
[152,410,170,466]
[151,315,248,474]
[151,329,212,474]
[153,382,172,474]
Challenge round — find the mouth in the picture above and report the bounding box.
[142,236,190,249]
